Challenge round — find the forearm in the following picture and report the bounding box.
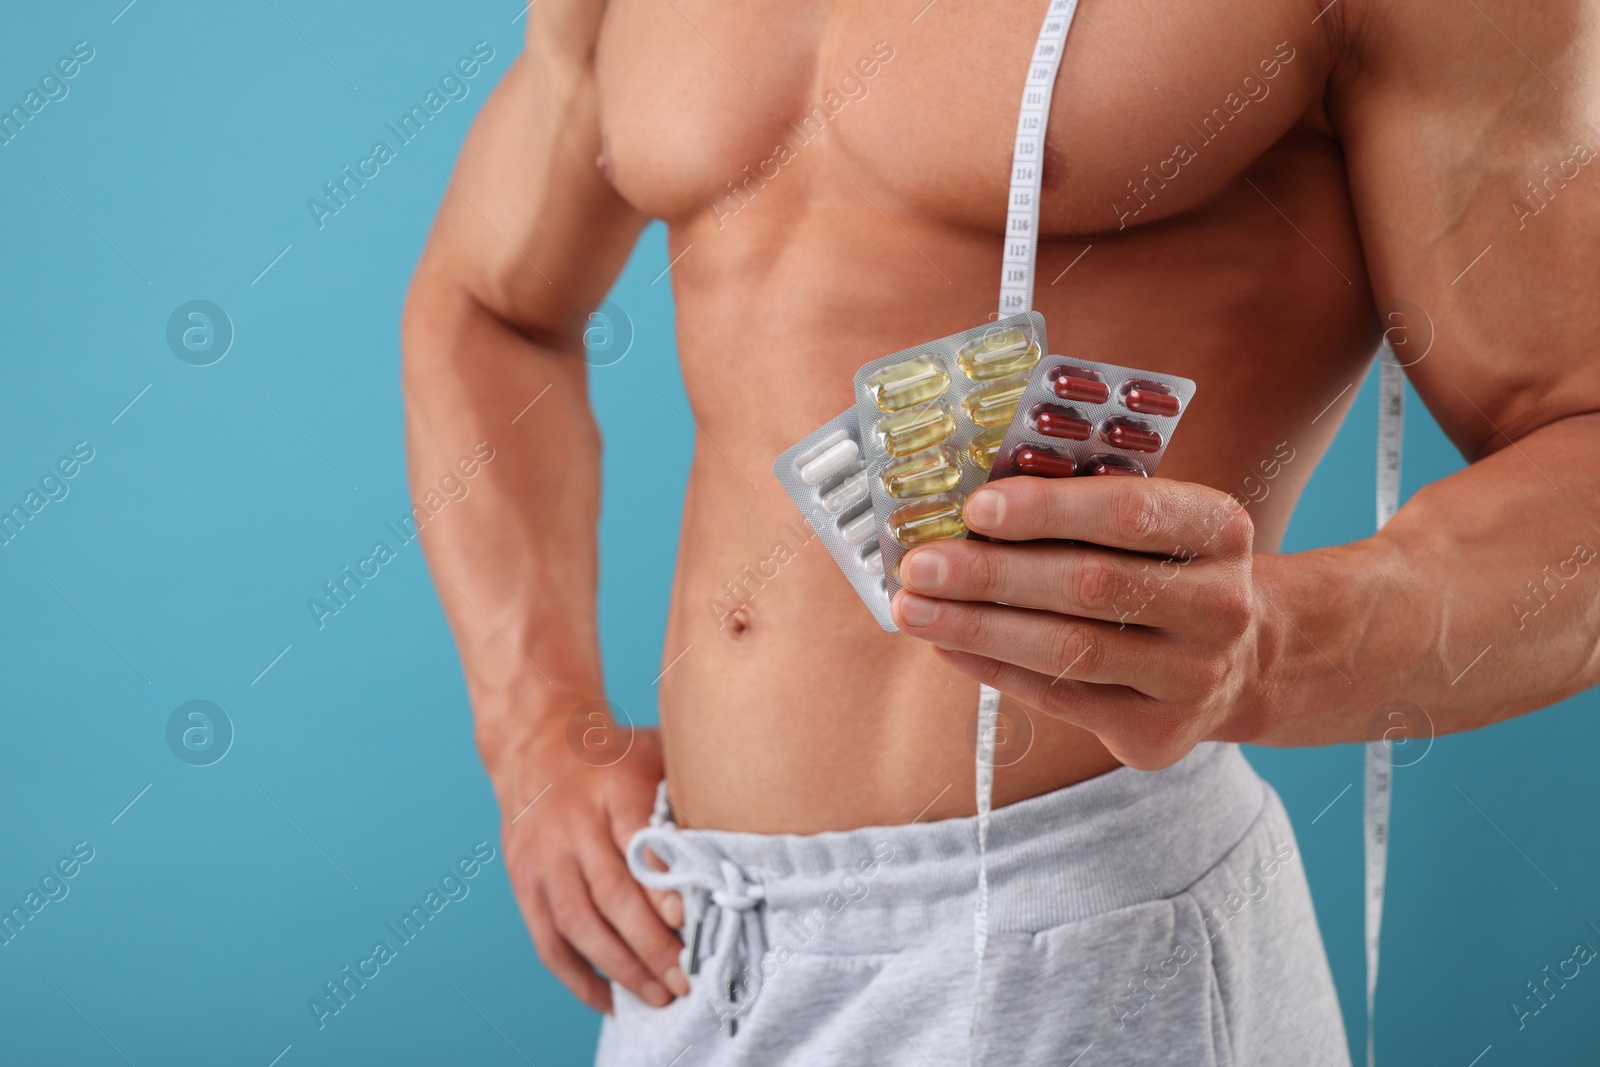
[1247,412,1600,747]
[402,274,605,775]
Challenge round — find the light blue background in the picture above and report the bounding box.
[1,3,1595,1065]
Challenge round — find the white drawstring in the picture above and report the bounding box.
[628,815,767,1034]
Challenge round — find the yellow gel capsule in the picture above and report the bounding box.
[868,357,951,413]
[890,495,967,546]
[961,375,1029,427]
[876,404,957,456]
[967,425,1008,471]
[956,326,1042,381]
[882,446,962,499]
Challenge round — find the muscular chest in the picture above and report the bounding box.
[595,0,1331,236]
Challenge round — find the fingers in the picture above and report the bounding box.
[521,887,614,1013]
[962,475,1254,557]
[545,858,675,1008]
[934,649,1194,770]
[893,593,1176,693]
[646,884,685,929]
[898,539,1210,627]
[581,841,691,997]
[629,843,686,929]
[606,785,684,932]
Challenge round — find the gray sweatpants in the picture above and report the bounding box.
[595,743,1349,1066]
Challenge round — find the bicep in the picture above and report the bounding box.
[1334,0,1600,458]
[410,4,646,346]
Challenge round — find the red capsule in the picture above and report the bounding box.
[1052,369,1111,404]
[1102,420,1163,453]
[1085,453,1147,477]
[1014,446,1077,478]
[1034,405,1092,441]
[1124,384,1180,417]
[1089,461,1145,477]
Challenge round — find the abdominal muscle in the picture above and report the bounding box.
[652,447,1115,837]
[643,133,1371,836]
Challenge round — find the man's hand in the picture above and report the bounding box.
[494,720,690,1013]
[890,476,1261,769]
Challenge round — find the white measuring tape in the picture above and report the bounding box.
[971,0,1081,1055]
[997,0,1080,320]
[1365,353,1404,1066]
[983,4,1398,1063]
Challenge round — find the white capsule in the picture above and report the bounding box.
[821,471,869,514]
[862,546,884,575]
[840,510,877,545]
[797,431,858,484]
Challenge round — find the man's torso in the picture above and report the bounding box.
[592,0,1377,831]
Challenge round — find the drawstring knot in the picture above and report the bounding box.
[627,801,767,1035]
[709,859,766,912]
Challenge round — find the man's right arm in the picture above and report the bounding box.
[401,7,688,1013]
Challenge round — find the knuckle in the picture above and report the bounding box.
[949,604,990,648]
[1013,673,1049,711]
[1111,484,1165,544]
[1039,679,1076,717]
[590,870,636,915]
[545,894,577,930]
[1212,496,1255,553]
[1133,709,1190,767]
[1217,582,1254,636]
[965,545,1003,597]
[645,927,681,960]
[1051,625,1100,678]
[1030,479,1067,533]
[968,651,1005,686]
[546,887,587,933]
[1191,654,1230,699]
[1068,556,1121,611]
[651,942,685,974]
[612,956,652,987]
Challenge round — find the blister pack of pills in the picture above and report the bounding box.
[773,315,1195,632]
[985,355,1195,483]
[772,408,895,629]
[853,312,1047,602]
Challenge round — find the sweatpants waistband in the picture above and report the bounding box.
[645,742,1265,955]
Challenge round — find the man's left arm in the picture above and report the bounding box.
[889,3,1600,767]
